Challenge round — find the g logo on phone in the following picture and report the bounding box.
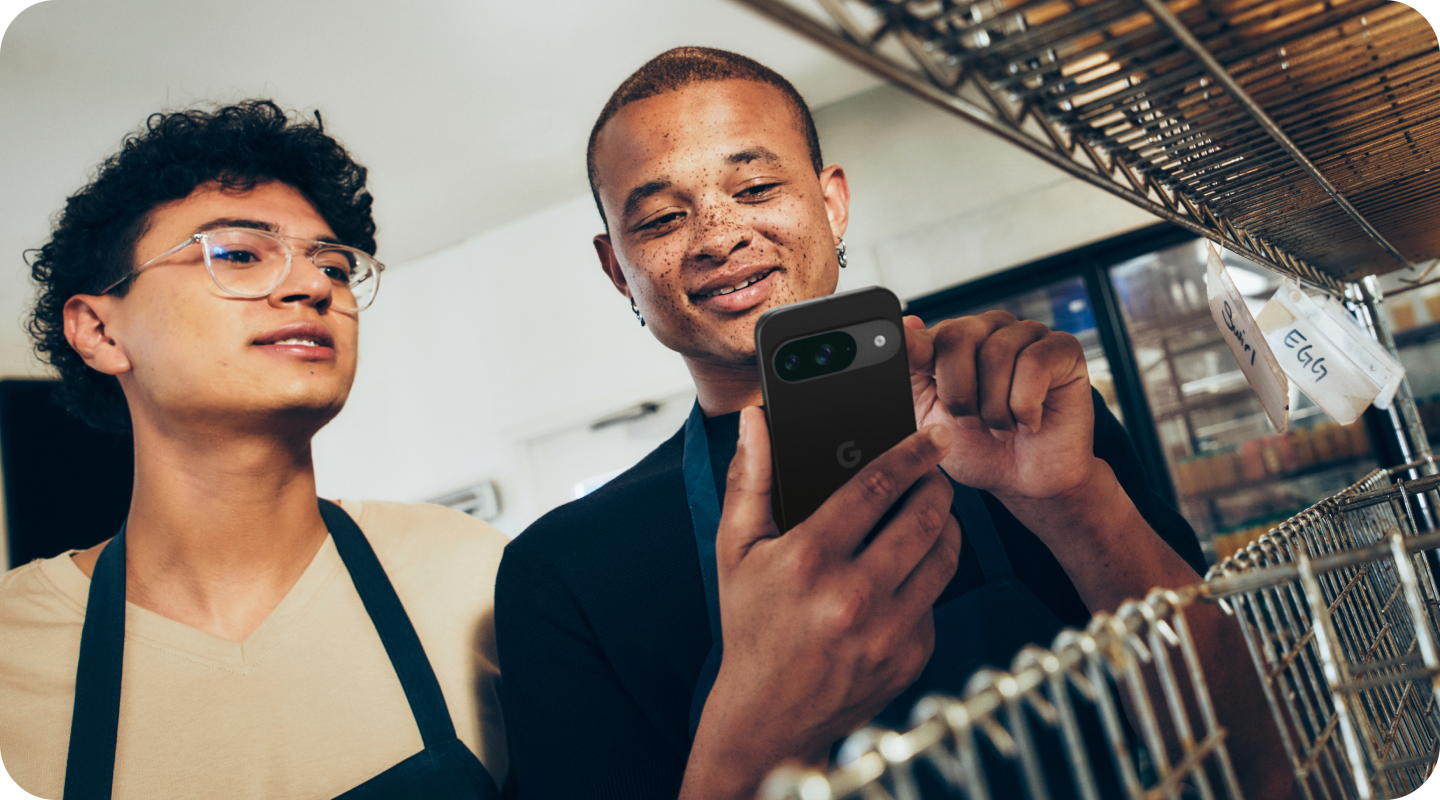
[836,441,862,469]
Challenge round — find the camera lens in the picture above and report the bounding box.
[815,344,834,365]
[783,354,799,371]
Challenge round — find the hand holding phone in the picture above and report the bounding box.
[687,407,959,797]
[754,287,917,531]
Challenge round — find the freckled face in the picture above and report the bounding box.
[592,79,848,366]
[108,181,360,432]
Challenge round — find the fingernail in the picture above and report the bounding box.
[739,408,749,438]
[989,428,1014,442]
[956,417,983,431]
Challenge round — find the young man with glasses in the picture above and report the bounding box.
[496,47,1293,800]
[0,101,508,799]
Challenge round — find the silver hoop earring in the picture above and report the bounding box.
[836,239,848,269]
[631,298,646,327]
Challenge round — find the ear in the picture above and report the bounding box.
[819,164,851,243]
[63,295,131,376]
[593,234,633,300]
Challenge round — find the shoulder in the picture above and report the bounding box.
[338,498,507,551]
[0,558,84,800]
[503,426,686,573]
[334,499,509,587]
[0,553,87,626]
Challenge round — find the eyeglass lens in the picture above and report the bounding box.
[203,229,378,310]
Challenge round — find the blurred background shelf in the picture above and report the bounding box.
[910,226,1394,566]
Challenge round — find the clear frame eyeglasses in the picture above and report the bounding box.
[102,227,386,312]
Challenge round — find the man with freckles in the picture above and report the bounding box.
[496,47,1290,800]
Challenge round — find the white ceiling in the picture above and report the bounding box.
[0,0,883,375]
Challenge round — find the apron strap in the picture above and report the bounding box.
[63,526,128,800]
[682,402,726,739]
[682,401,723,644]
[318,500,457,749]
[948,478,1016,582]
[64,503,468,799]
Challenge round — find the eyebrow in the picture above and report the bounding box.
[195,218,344,245]
[621,180,672,222]
[725,147,782,166]
[196,218,278,234]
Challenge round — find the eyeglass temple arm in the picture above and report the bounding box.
[99,233,204,295]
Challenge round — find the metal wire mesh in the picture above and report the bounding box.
[734,0,1440,289]
[760,467,1440,800]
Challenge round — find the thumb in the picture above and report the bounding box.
[718,406,779,561]
[904,315,936,377]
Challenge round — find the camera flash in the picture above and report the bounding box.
[873,335,886,348]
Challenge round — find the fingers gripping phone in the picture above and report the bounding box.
[755,287,917,532]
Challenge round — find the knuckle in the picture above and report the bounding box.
[914,501,945,536]
[1018,319,1051,337]
[978,309,1017,326]
[820,589,867,634]
[779,545,816,584]
[1037,331,1081,359]
[935,317,980,346]
[1054,331,1083,355]
[931,327,963,353]
[861,465,897,501]
[980,325,1029,360]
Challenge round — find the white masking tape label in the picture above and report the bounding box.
[1206,241,1289,432]
[1256,279,1402,426]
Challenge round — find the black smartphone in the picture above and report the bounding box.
[755,286,917,532]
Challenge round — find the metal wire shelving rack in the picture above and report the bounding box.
[732,0,1439,292]
[761,467,1440,799]
[730,1,1440,796]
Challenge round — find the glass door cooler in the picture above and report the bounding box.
[908,227,1382,565]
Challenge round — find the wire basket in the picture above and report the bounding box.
[761,467,1440,800]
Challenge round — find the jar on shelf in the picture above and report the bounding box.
[1292,426,1316,467]
[1239,439,1267,481]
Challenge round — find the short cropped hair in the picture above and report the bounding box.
[586,46,823,228]
[26,100,377,433]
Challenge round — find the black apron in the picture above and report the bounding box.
[61,499,499,800]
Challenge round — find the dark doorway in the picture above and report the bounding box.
[0,379,132,568]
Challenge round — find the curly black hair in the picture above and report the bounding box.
[26,99,377,433]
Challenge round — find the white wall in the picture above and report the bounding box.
[817,84,1159,298]
[311,194,695,535]
[313,83,1163,536]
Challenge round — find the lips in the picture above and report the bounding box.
[253,322,335,360]
[689,266,780,314]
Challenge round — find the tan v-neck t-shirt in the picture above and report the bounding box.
[0,499,508,800]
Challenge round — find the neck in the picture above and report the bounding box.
[113,412,331,641]
[685,355,764,417]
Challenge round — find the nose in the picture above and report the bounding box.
[268,251,334,311]
[687,198,751,264]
